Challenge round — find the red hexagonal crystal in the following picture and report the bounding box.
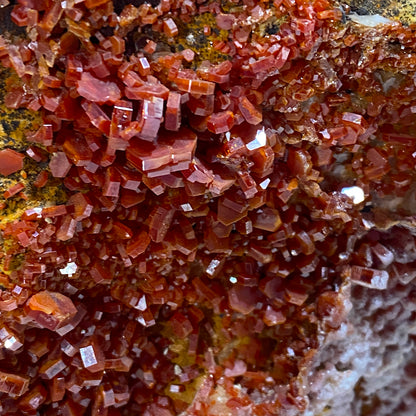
[26,291,78,330]
[49,152,71,178]
[0,149,24,176]
[0,371,29,397]
[77,72,121,104]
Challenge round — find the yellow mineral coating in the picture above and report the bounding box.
[163,313,253,406]
[165,374,207,405]
[0,68,66,228]
[169,337,196,368]
[0,68,66,278]
[176,13,230,65]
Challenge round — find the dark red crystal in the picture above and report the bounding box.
[0,0,416,415]
[0,149,24,176]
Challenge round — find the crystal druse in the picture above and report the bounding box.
[0,0,415,415]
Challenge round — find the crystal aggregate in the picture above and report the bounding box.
[0,0,415,415]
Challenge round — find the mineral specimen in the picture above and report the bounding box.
[0,0,415,415]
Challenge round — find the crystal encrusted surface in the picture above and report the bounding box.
[0,0,415,415]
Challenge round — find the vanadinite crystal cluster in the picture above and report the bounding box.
[0,0,416,414]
